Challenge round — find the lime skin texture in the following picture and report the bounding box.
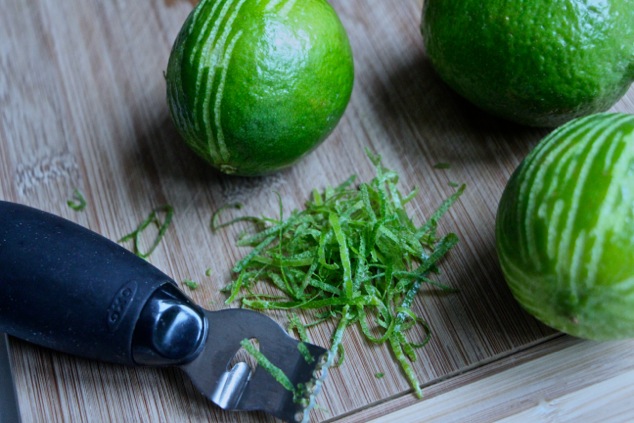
[496,113,634,340]
[166,0,354,176]
[421,0,634,127]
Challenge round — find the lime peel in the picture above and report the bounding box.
[217,152,464,397]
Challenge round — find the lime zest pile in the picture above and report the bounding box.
[67,189,87,211]
[217,152,464,398]
[119,205,174,259]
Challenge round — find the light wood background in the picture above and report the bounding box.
[1,0,634,422]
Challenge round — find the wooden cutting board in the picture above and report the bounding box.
[2,1,634,422]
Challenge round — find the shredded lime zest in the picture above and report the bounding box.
[288,313,312,343]
[119,205,174,259]
[210,202,264,233]
[67,189,87,211]
[220,152,464,398]
[375,372,385,379]
[297,342,315,364]
[183,279,199,290]
[210,202,243,232]
[239,338,296,394]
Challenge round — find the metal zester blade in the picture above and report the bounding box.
[181,309,328,422]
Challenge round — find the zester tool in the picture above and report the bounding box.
[0,201,328,422]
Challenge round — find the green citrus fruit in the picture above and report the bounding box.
[496,113,634,340]
[166,0,354,176]
[421,0,634,127]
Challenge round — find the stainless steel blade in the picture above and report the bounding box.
[180,309,328,423]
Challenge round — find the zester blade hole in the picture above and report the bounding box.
[229,337,259,372]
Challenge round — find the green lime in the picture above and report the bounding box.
[496,113,634,340]
[421,1,634,127]
[166,0,354,176]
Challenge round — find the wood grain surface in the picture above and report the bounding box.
[1,0,633,422]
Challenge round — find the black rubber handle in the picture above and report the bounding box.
[0,201,181,366]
